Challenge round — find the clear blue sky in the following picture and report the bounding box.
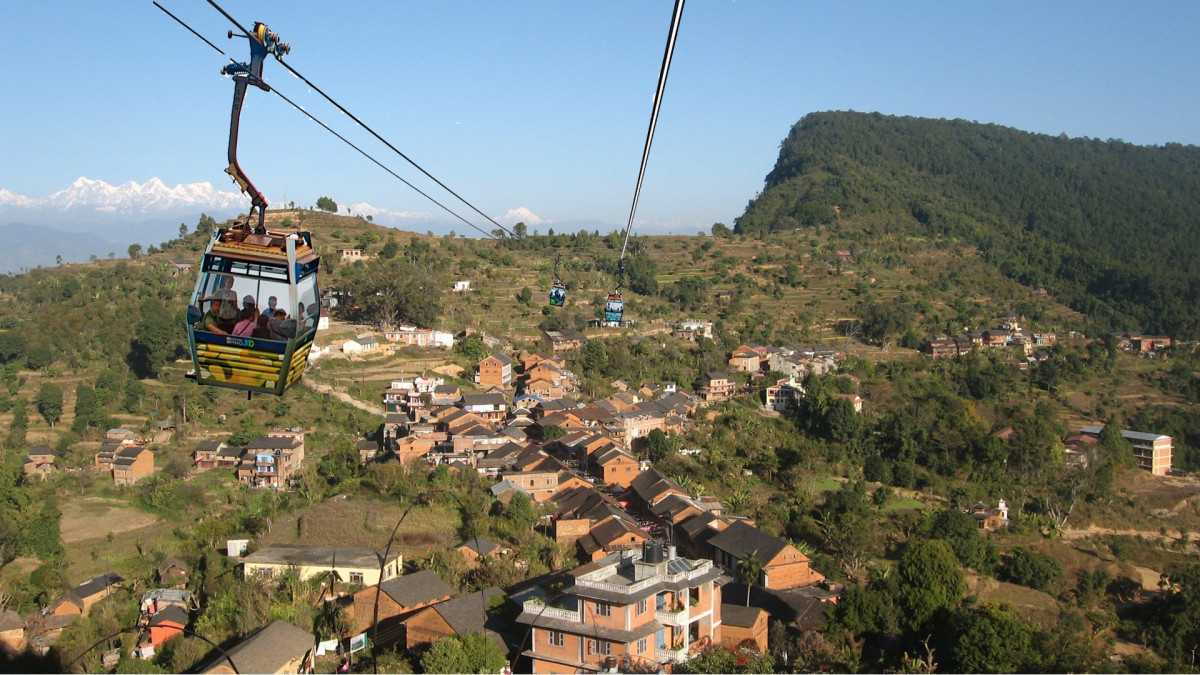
[2,1,1198,235]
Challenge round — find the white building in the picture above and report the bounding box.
[384,326,454,348]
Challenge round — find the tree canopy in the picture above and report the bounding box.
[419,632,507,674]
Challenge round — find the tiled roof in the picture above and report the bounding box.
[708,521,791,562]
[376,569,455,608]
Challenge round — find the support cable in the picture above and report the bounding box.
[153,1,501,239]
[618,0,685,263]
[203,0,515,239]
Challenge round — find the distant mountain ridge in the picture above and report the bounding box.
[0,177,249,273]
[0,177,245,221]
[736,111,1200,338]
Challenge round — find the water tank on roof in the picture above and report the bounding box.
[643,540,665,564]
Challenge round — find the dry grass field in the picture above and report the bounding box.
[258,497,462,561]
[59,497,161,544]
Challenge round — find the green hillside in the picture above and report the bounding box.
[3,145,1200,671]
[736,111,1200,338]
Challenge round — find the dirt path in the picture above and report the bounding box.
[1061,523,1183,542]
[301,378,385,416]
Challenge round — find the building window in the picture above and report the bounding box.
[547,630,565,647]
[637,598,648,615]
[636,638,648,653]
[589,639,611,655]
[349,572,364,584]
[594,601,611,617]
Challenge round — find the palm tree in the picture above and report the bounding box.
[738,549,764,607]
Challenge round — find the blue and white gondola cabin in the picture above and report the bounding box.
[604,292,623,324]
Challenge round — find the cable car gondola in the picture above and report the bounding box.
[185,21,320,396]
[550,282,567,307]
[187,225,320,395]
[604,291,623,324]
[549,254,566,307]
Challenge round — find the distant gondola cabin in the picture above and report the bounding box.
[604,293,623,324]
[549,282,566,307]
[186,225,320,396]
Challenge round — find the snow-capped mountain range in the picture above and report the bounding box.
[0,177,245,220]
[0,177,248,273]
[0,176,561,274]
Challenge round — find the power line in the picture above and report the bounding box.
[267,84,503,240]
[619,0,686,263]
[203,0,515,239]
[154,1,225,55]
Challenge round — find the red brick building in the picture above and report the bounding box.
[516,541,723,673]
[707,521,824,591]
[350,569,456,643]
[477,353,514,389]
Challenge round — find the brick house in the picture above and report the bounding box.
[100,446,155,486]
[728,345,761,373]
[576,515,650,562]
[456,536,502,569]
[626,468,689,515]
[47,573,124,618]
[527,360,568,383]
[1132,335,1172,353]
[527,377,568,400]
[404,587,506,652]
[193,441,242,471]
[350,569,456,641]
[523,351,567,372]
[606,412,667,450]
[927,335,960,359]
[590,446,640,488]
[200,619,314,674]
[476,353,514,389]
[515,541,723,673]
[707,521,824,591]
[720,604,768,653]
[238,433,305,489]
[23,446,57,480]
[543,329,588,354]
[648,493,706,530]
[695,372,733,402]
[501,469,560,502]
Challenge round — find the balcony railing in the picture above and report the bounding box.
[654,646,688,663]
[654,607,688,625]
[575,559,713,596]
[521,601,581,623]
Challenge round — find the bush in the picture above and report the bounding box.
[1001,546,1063,592]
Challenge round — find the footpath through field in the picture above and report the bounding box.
[301,378,385,416]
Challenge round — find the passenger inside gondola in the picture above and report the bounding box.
[197,275,239,334]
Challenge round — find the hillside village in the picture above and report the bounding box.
[6,295,1196,674]
[1,194,1200,675]
[3,322,862,672]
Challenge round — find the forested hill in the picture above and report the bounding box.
[735,111,1200,338]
